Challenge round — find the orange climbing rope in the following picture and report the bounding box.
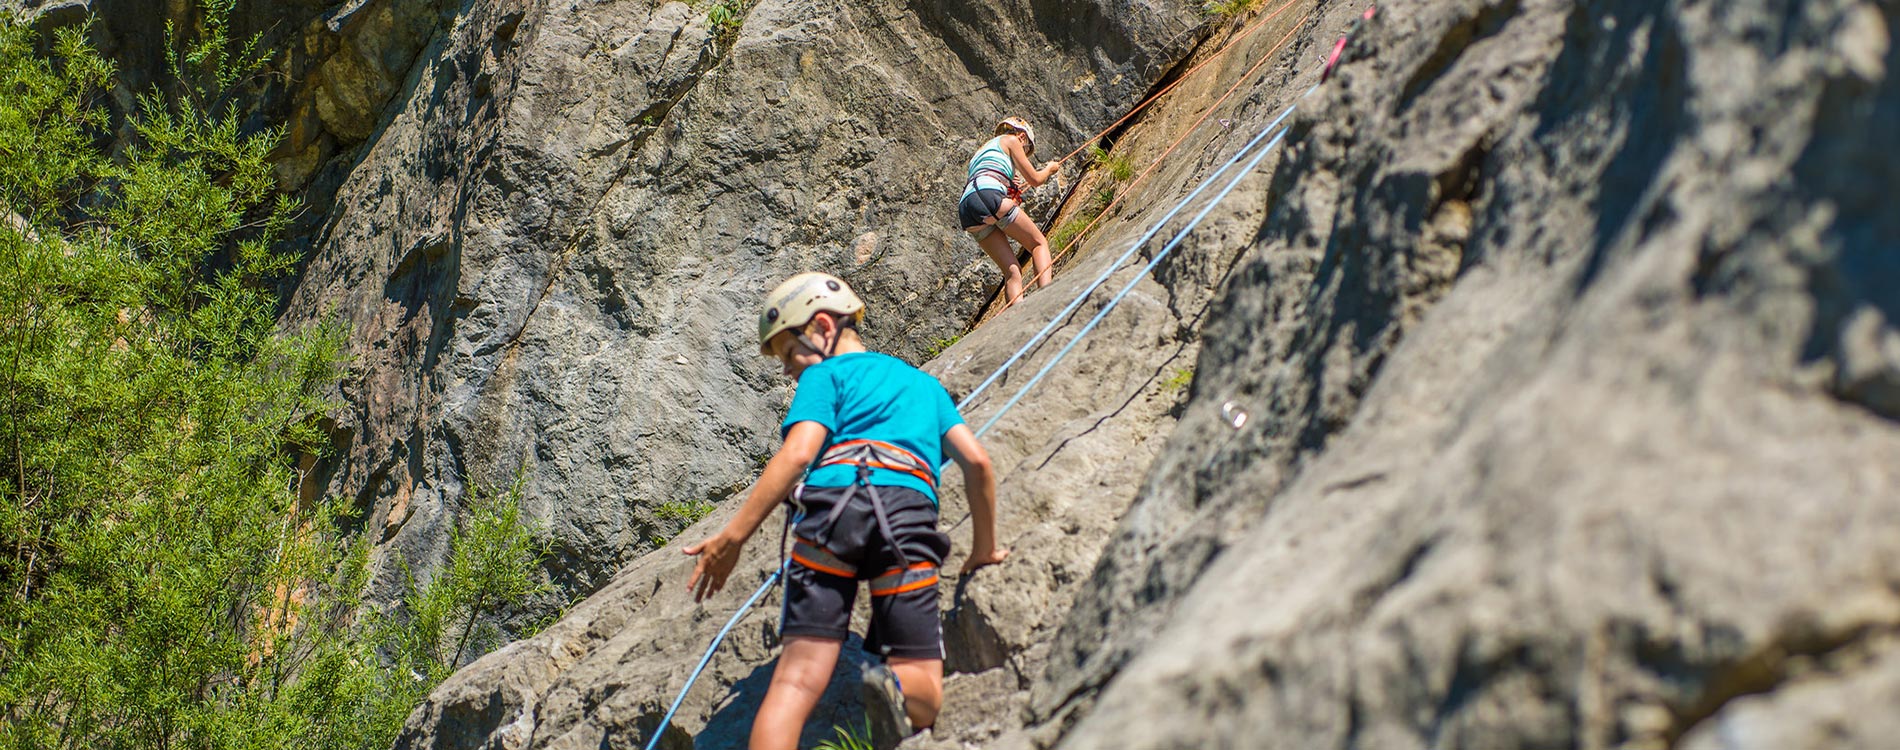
[1051,0,1308,167]
[1041,4,1312,275]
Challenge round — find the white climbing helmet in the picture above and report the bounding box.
[996,116,1036,156]
[758,272,866,355]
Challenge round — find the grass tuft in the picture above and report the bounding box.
[1161,365,1195,393]
[1048,186,1117,252]
[924,334,963,359]
[1086,144,1135,183]
[1203,0,1263,18]
[814,720,875,750]
[705,0,748,33]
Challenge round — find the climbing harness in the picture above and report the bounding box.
[975,102,1302,438]
[1038,2,1309,275]
[813,439,938,491]
[966,123,1031,239]
[644,7,1380,747]
[965,165,1027,240]
[788,439,937,580]
[956,99,1303,414]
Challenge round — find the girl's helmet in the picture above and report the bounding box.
[758,272,865,355]
[996,116,1036,156]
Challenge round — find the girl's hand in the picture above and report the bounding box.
[1044,161,1061,176]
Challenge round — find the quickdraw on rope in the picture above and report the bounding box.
[1322,6,1378,82]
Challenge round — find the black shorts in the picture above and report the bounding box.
[782,484,951,660]
[958,188,1019,231]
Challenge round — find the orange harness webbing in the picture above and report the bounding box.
[785,440,941,592]
[814,439,936,490]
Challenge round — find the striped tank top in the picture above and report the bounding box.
[961,137,1014,200]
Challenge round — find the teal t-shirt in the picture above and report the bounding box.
[780,352,965,504]
[961,136,1014,200]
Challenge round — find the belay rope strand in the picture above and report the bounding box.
[642,110,1295,750]
[975,104,1302,438]
[1037,2,1309,277]
[643,563,784,750]
[953,97,1305,417]
[1051,0,1305,167]
[641,7,1378,748]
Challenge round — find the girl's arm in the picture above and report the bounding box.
[1005,134,1061,187]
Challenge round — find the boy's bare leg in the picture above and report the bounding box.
[752,636,844,750]
[888,656,944,730]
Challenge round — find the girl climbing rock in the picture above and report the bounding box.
[958,116,1061,308]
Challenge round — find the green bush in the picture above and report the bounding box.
[0,10,556,749]
[1048,186,1117,252]
[1085,145,1134,183]
[376,479,555,732]
[704,0,748,34]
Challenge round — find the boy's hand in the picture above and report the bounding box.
[960,546,1011,575]
[683,532,744,602]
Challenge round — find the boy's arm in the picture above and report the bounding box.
[683,421,828,602]
[942,424,1009,574]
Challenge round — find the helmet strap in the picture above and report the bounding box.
[795,314,844,361]
[795,333,828,361]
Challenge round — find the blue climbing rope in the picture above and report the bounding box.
[644,111,1304,750]
[644,562,786,750]
[642,47,1345,745]
[973,112,1302,438]
[953,97,1305,419]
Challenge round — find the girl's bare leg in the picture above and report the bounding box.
[999,209,1053,290]
[971,225,1023,307]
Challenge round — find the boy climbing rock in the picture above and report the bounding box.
[684,272,1009,750]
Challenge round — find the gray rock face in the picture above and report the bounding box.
[388,0,1367,745]
[1045,0,1900,747]
[278,0,1203,651]
[21,0,1897,746]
